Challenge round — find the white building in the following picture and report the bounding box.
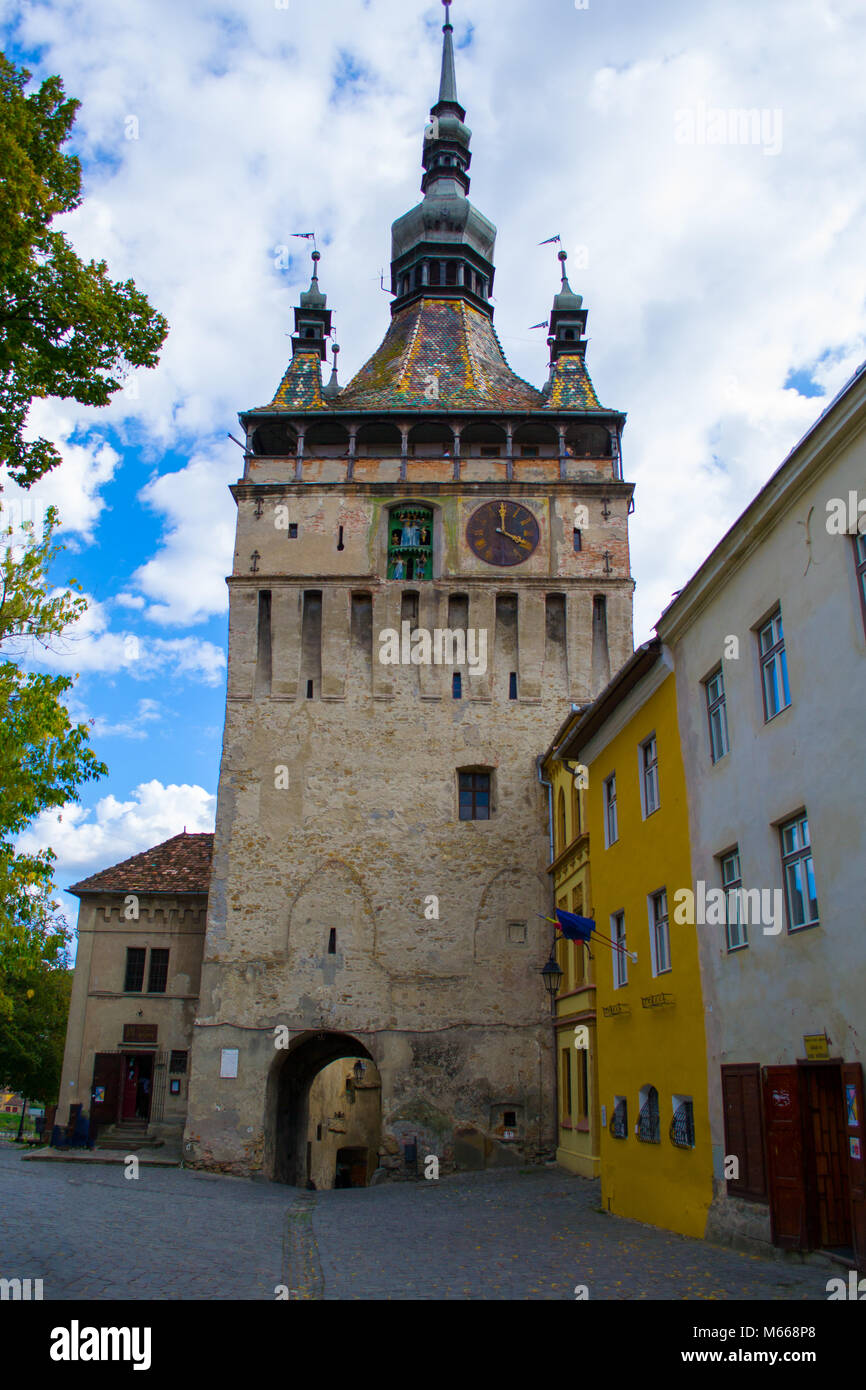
[656,361,866,1265]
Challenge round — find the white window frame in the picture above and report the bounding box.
[603,773,618,846]
[720,848,747,950]
[640,734,660,817]
[780,812,819,932]
[758,608,791,721]
[704,666,729,763]
[611,910,627,988]
[649,888,671,975]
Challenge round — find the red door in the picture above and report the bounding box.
[763,1065,808,1250]
[122,1057,139,1120]
[842,1063,866,1268]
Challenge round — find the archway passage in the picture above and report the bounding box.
[265,1032,381,1187]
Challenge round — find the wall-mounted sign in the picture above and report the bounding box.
[850,1137,862,1161]
[847,1085,859,1128]
[219,1047,239,1079]
[641,992,674,1009]
[803,1034,830,1060]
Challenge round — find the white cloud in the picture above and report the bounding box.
[88,697,162,740]
[1,401,119,547]
[23,591,225,685]
[17,779,217,882]
[114,592,146,610]
[2,0,865,648]
[130,449,237,626]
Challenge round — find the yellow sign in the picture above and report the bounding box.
[803,1034,830,1060]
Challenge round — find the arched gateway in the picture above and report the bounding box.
[265,1032,381,1187]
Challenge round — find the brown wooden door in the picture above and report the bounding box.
[763,1065,808,1249]
[842,1062,866,1268]
[91,1054,122,1125]
[803,1065,850,1249]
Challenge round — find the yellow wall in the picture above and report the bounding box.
[543,747,600,1179]
[581,668,713,1238]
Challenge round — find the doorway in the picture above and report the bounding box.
[802,1064,851,1253]
[121,1054,154,1122]
[264,1032,381,1187]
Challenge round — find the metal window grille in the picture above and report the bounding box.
[637,1087,660,1143]
[609,1097,628,1139]
[169,1050,188,1075]
[670,1100,695,1149]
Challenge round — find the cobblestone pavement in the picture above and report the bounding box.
[0,1145,831,1301]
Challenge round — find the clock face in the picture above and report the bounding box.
[466,500,540,566]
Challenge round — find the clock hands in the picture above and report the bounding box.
[495,527,531,549]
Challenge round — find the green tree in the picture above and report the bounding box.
[0,51,168,485]
[0,508,107,1022]
[0,937,72,1106]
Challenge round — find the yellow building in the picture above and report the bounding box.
[540,717,599,1179]
[555,639,713,1238]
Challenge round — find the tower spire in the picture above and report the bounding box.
[438,1,459,108]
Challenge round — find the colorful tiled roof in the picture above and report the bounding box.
[69,833,214,896]
[542,354,601,410]
[335,298,544,411]
[253,348,325,413]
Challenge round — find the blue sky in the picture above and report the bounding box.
[2,0,865,934]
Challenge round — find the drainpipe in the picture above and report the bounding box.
[536,754,558,1160]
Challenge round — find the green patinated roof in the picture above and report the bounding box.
[542,354,601,410]
[335,298,544,411]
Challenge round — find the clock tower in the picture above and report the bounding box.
[184,1,634,1183]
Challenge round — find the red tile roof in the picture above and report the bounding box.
[68,832,214,896]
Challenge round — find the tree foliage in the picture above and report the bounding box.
[0,509,107,1036]
[0,51,168,485]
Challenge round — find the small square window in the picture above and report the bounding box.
[503,1110,517,1128]
[507,921,526,944]
[288,523,299,539]
[169,1050,188,1075]
[459,771,490,821]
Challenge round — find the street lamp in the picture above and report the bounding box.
[353,1060,365,1084]
[541,953,563,1013]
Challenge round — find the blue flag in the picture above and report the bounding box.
[555,909,596,941]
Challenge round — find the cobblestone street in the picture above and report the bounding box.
[1,1145,835,1302]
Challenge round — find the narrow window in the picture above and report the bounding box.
[603,774,618,846]
[561,1052,572,1119]
[288,523,298,539]
[452,672,462,699]
[758,608,791,720]
[337,525,344,551]
[459,771,490,821]
[520,445,539,457]
[503,1110,517,1128]
[316,1123,323,1141]
[147,948,169,994]
[480,445,501,457]
[327,928,336,954]
[611,911,627,987]
[720,849,747,950]
[573,528,582,552]
[704,667,729,762]
[306,679,314,698]
[650,889,671,974]
[508,672,518,700]
[780,812,819,931]
[578,1049,589,1120]
[854,533,866,636]
[124,947,146,993]
[670,1096,695,1149]
[641,735,660,816]
[637,1085,660,1143]
[610,1096,628,1139]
